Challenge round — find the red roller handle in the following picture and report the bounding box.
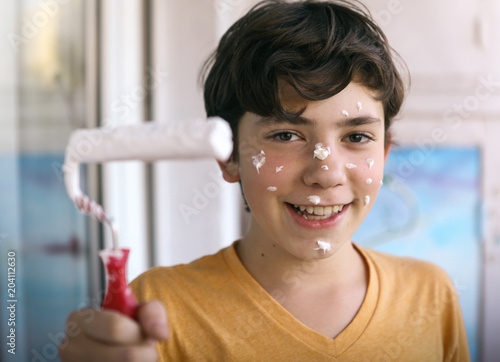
[99,248,138,319]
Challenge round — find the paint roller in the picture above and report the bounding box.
[63,117,233,319]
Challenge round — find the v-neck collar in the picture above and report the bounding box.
[222,242,379,358]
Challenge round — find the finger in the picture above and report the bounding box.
[67,308,143,344]
[137,300,170,341]
[59,332,158,362]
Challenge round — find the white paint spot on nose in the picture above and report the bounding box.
[313,143,330,160]
[321,165,329,170]
[346,163,357,169]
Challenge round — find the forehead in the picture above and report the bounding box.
[272,81,384,126]
[279,80,379,108]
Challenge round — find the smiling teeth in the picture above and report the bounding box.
[294,204,344,218]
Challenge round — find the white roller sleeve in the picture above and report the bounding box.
[63,117,233,202]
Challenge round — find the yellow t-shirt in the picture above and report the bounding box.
[131,242,470,361]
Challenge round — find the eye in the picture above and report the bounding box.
[345,133,374,143]
[271,131,301,142]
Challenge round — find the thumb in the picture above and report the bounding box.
[137,300,170,341]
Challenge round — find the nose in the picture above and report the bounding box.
[302,145,347,189]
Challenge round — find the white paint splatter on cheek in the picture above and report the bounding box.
[275,166,284,173]
[267,186,277,192]
[314,240,331,254]
[364,195,371,206]
[346,163,357,169]
[313,143,331,160]
[380,180,384,186]
[366,178,373,185]
[252,150,266,174]
[321,165,329,170]
[307,195,321,205]
[367,158,374,170]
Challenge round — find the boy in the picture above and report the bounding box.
[60,1,470,361]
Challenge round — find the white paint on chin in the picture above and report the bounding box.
[314,240,331,254]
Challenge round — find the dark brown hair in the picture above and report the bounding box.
[202,0,407,159]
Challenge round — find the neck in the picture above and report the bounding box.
[236,223,366,294]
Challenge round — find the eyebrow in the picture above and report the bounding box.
[256,115,382,128]
[336,116,382,128]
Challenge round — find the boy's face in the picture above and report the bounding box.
[222,82,388,260]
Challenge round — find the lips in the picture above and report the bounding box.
[291,204,344,220]
[286,202,348,229]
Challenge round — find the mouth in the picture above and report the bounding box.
[287,203,345,221]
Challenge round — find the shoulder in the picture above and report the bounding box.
[130,245,235,302]
[357,245,456,295]
[361,246,452,280]
[357,246,470,361]
[357,244,463,325]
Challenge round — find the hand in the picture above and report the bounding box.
[59,300,169,361]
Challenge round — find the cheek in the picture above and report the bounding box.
[350,155,385,204]
[240,151,299,195]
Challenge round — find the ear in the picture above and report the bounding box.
[384,142,391,162]
[384,131,392,162]
[217,159,240,183]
